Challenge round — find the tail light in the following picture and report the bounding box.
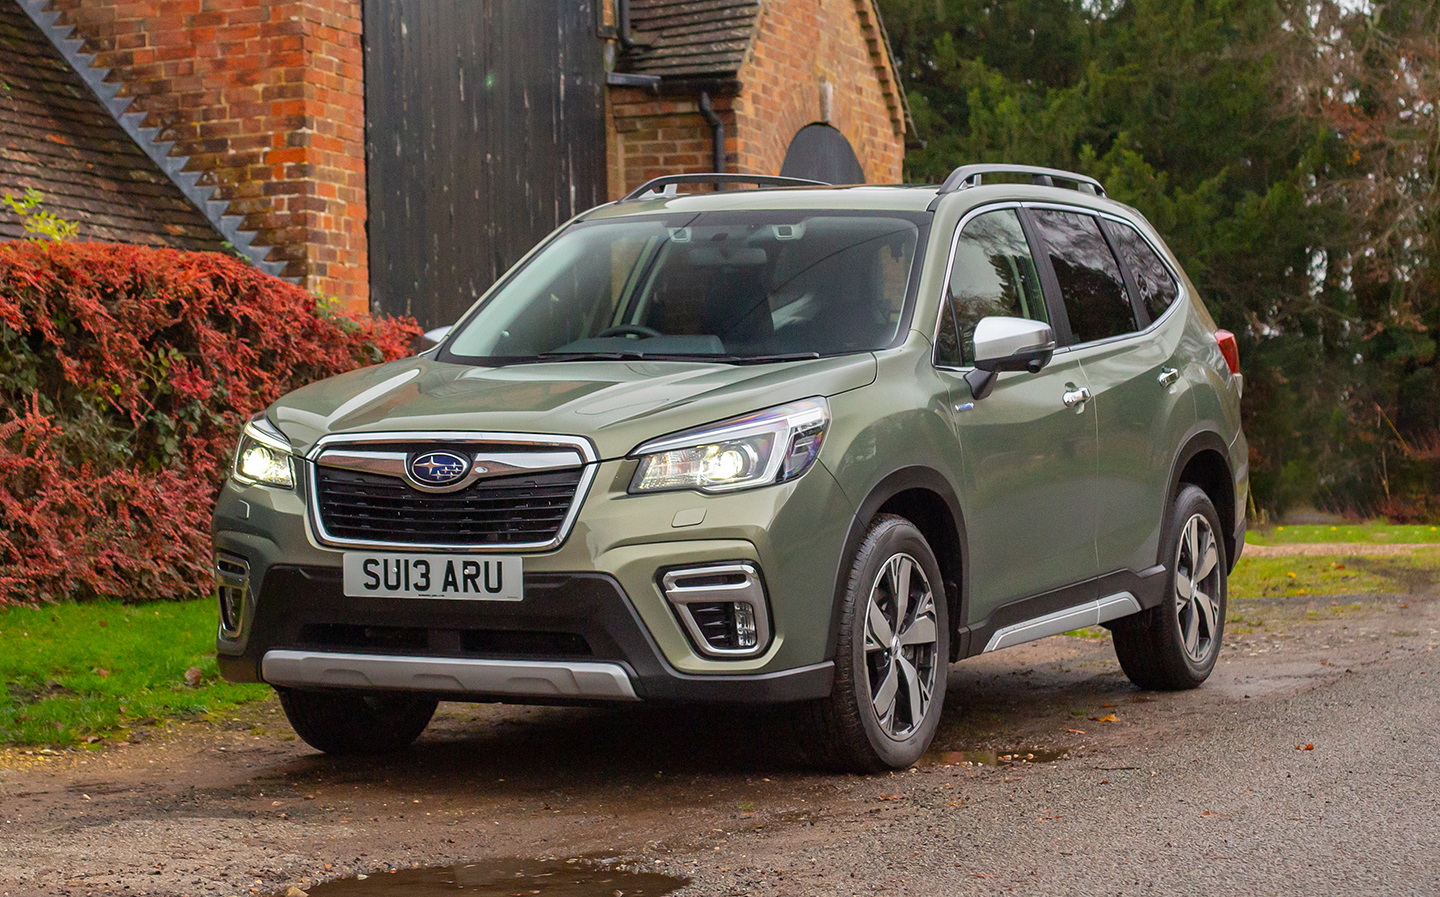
[1215,330,1240,375]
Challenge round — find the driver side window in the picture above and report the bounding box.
[935,209,1047,367]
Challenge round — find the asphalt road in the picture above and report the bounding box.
[1,585,1436,897]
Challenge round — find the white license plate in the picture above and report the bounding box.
[342,552,523,600]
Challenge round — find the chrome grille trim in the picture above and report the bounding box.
[316,447,587,494]
[305,431,598,552]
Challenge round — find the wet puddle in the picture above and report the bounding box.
[920,747,1071,767]
[302,857,688,896]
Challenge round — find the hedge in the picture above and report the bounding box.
[0,242,420,606]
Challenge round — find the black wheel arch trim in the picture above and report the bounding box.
[1165,425,1240,572]
[828,465,972,663]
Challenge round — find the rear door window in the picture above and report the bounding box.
[1103,219,1180,322]
[1030,209,1136,344]
[935,208,1047,366]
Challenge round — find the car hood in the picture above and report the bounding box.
[267,354,878,460]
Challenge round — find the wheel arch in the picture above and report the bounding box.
[1167,430,1237,571]
[828,467,970,663]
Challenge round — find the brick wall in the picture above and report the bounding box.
[607,91,737,201]
[46,0,368,312]
[734,0,904,183]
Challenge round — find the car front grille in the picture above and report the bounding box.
[313,465,584,547]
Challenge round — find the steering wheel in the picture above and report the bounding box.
[596,324,662,340]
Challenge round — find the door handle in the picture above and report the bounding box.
[1158,367,1180,387]
[1062,386,1091,408]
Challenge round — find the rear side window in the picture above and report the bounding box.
[936,209,1047,366]
[1030,209,1135,344]
[1105,220,1180,322]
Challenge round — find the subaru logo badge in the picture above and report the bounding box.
[409,450,470,486]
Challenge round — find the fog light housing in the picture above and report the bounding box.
[660,563,770,657]
[215,552,250,638]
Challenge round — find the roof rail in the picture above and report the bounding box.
[622,173,830,202]
[931,164,1106,206]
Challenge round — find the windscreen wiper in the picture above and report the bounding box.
[530,350,649,362]
[522,350,823,365]
[613,351,824,364]
[704,352,823,365]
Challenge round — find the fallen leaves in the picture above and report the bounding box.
[1295,743,1315,751]
[1200,810,1230,818]
[183,666,202,686]
[1090,713,1119,723]
[1066,728,1087,734]
[876,794,905,801]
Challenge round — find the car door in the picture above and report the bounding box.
[1025,207,1195,588]
[932,207,1100,627]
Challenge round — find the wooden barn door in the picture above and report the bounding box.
[363,1,607,328]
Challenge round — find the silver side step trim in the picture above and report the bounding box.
[261,650,639,701]
[983,592,1143,653]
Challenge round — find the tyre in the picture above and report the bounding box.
[1113,485,1227,690]
[805,514,950,772]
[277,688,438,754]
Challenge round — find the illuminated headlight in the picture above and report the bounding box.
[630,398,829,494]
[232,417,294,489]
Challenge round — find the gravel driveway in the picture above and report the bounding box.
[2,584,1436,897]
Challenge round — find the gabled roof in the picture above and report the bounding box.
[0,0,228,251]
[622,0,761,80]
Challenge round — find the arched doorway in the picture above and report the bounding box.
[779,123,865,185]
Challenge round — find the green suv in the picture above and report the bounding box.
[214,166,1247,771]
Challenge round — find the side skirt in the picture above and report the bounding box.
[957,566,1167,659]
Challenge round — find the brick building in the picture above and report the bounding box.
[0,0,909,327]
[610,0,907,197]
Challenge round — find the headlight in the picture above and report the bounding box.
[629,398,829,494]
[232,417,294,489]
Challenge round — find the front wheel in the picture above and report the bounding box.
[1112,485,1227,690]
[277,688,438,754]
[805,514,950,772]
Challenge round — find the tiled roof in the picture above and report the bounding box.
[623,0,761,80]
[0,1,227,251]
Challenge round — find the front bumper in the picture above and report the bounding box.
[213,448,857,703]
[216,564,833,703]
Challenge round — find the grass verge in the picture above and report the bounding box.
[0,599,269,747]
[1246,521,1440,546]
[1229,549,1440,601]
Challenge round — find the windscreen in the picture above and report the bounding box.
[441,211,925,364]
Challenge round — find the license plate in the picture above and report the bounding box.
[342,552,523,600]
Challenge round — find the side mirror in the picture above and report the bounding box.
[964,316,1056,400]
[422,325,453,346]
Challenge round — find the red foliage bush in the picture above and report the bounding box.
[0,242,420,606]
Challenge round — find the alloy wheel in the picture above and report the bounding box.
[863,552,940,739]
[1174,512,1222,664]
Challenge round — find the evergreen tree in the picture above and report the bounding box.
[882,0,1439,516]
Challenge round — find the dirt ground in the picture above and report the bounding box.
[2,577,1438,897]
